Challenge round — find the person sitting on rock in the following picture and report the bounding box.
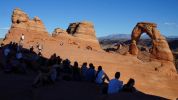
[49,64,58,83]
[32,67,51,88]
[108,72,123,94]
[3,46,10,57]
[81,62,88,80]
[62,59,72,81]
[86,63,96,82]
[16,51,23,60]
[122,78,136,93]
[72,61,81,81]
[95,66,110,85]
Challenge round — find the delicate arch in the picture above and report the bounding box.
[129,22,173,62]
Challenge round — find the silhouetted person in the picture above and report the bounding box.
[81,62,88,80]
[95,66,110,85]
[32,67,52,88]
[16,51,23,60]
[86,63,96,82]
[29,45,34,53]
[108,72,123,94]
[122,78,136,93]
[3,45,10,57]
[62,59,72,81]
[49,64,58,83]
[62,59,72,73]
[72,61,81,81]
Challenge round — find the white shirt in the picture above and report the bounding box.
[108,78,123,94]
[21,35,24,40]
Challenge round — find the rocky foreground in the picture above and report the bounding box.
[1,8,178,99]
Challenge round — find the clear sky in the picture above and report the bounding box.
[0,0,178,38]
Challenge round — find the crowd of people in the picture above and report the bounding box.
[0,34,137,95]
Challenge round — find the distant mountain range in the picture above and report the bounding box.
[98,33,178,41]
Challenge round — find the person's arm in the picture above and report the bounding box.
[104,72,110,82]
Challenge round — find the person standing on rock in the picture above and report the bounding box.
[36,42,43,54]
[19,33,25,45]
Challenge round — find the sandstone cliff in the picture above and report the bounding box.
[3,8,49,45]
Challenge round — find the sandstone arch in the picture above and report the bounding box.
[129,22,174,62]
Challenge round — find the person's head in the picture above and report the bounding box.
[74,61,78,68]
[82,62,87,66]
[98,66,102,71]
[66,59,71,64]
[89,63,93,68]
[115,72,120,79]
[57,56,62,64]
[127,78,135,87]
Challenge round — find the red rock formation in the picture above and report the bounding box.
[67,22,96,40]
[3,8,49,45]
[53,21,102,51]
[129,22,176,73]
[130,22,173,61]
[11,8,47,32]
[3,8,102,51]
[52,28,68,37]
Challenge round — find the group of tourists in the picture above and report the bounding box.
[31,54,136,94]
[0,33,136,95]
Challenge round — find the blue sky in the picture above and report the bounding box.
[0,0,178,38]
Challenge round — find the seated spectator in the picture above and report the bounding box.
[49,64,58,83]
[19,59,27,73]
[86,63,96,82]
[81,62,88,80]
[95,66,110,85]
[108,72,123,94]
[62,59,72,81]
[72,61,81,81]
[0,46,3,69]
[4,59,13,73]
[32,67,51,88]
[122,78,136,93]
[62,59,72,74]
[3,46,10,57]
[16,51,23,60]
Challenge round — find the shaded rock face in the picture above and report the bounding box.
[129,22,173,62]
[11,8,47,32]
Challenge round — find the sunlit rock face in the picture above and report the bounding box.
[11,8,47,32]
